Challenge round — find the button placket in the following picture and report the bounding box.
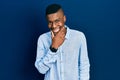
[60,46,64,80]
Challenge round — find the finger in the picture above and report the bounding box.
[61,27,66,35]
[51,31,54,39]
[61,26,65,32]
[59,32,66,39]
[57,27,65,35]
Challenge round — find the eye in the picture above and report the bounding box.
[48,21,52,24]
[55,19,60,23]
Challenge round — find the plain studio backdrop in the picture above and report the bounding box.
[0,0,120,80]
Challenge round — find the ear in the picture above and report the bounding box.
[63,15,66,23]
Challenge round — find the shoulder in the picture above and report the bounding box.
[69,29,87,46]
[69,28,86,39]
[37,32,51,42]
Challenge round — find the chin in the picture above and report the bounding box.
[53,31,59,36]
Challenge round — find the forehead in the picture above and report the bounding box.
[47,10,64,21]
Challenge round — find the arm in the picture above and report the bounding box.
[35,27,66,74]
[79,33,90,80]
[35,36,58,74]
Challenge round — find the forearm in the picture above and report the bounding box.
[35,47,59,74]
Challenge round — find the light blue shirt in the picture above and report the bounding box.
[35,25,90,80]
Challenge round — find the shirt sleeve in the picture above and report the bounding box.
[35,36,58,74]
[79,33,90,80]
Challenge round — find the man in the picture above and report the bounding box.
[35,4,90,80]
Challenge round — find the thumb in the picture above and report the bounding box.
[51,31,54,39]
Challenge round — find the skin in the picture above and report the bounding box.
[46,9,66,49]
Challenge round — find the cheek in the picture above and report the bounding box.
[48,24,52,28]
[48,26,51,30]
[58,22,64,26]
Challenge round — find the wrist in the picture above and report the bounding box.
[50,45,58,52]
[51,44,58,49]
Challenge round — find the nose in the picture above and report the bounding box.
[52,22,57,28]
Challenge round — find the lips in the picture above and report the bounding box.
[52,27,60,33]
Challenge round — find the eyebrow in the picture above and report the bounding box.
[48,17,62,23]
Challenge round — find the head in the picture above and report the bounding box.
[46,4,66,35]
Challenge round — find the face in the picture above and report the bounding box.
[46,9,66,35]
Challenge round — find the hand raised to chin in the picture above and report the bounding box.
[51,27,66,49]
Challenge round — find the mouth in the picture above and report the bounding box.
[51,27,61,33]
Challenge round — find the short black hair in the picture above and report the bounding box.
[46,4,62,16]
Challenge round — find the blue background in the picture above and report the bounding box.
[0,0,120,80]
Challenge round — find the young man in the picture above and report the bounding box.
[35,4,90,80]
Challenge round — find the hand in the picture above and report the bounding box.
[51,27,66,49]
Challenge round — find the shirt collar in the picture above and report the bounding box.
[64,25,70,40]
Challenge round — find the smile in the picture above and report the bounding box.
[52,27,60,33]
